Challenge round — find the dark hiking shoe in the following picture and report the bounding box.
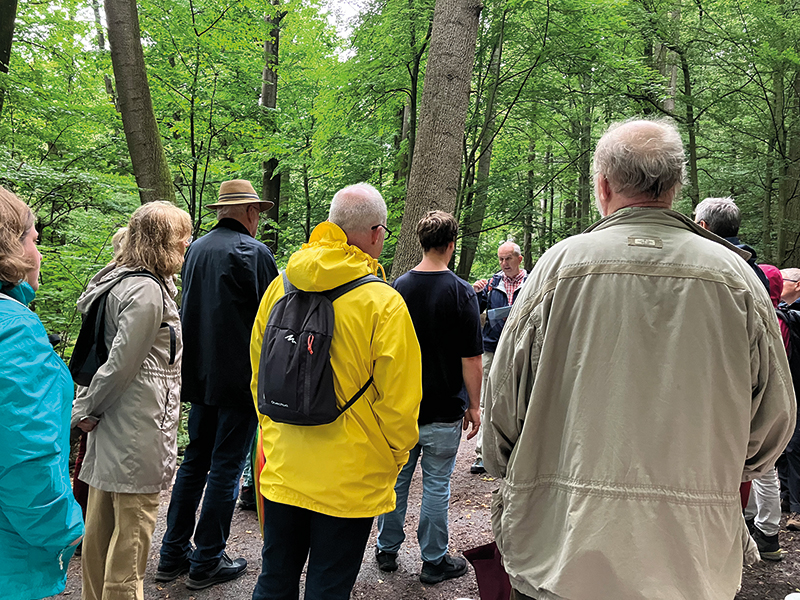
[155,557,190,582]
[238,485,257,511]
[470,459,486,475]
[788,512,800,531]
[186,553,247,590]
[752,528,783,561]
[420,554,468,584]
[375,547,398,572]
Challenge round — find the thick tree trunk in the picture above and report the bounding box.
[456,24,503,279]
[391,0,482,279]
[0,0,17,122]
[261,5,286,252]
[104,0,175,204]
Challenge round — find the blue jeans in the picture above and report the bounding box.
[251,499,374,600]
[376,421,462,563]
[159,403,257,571]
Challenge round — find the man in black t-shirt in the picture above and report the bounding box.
[375,210,483,584]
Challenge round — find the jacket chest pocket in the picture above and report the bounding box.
[160,388,179,431]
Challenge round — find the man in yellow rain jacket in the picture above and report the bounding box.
[250,182,422,600]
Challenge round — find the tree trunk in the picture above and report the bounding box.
[577,73,593,230]
[303,163,311,242]
[391,0,482,279]
[762,135,776,264]
[105,0,175,204]
[0,0,17,122]
[679,51,700,208]
[538,146,548,256]
[456,21,504,279]
[261,4,286,252]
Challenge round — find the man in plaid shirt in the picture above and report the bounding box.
[470,241,527,474]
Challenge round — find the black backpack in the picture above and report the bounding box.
[777,307,800,393]
[69,271,175,386]
[257,272,385,425]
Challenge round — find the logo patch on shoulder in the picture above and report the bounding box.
[627,236,663,249]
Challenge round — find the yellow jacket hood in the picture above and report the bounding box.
[286,222,384,291]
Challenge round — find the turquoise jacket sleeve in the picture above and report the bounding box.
[0,305,85,555]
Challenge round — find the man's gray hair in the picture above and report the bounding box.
[694,197,740,238]
[593,118,686,202]
[500,241,521,256]
[329,183,387,235]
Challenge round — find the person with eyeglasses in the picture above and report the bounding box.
[156,179,278,590]
[249,182,421,600]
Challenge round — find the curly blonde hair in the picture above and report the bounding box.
[116,202,192,279]
[0,187,36,287]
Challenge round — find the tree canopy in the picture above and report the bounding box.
[3,0,800,346]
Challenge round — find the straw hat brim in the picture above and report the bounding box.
[207,199,274,211]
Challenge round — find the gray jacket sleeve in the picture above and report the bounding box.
[71,279,163,426]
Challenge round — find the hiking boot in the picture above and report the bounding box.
[788,512,800,531]
[470,459,486,475]
[375,548,398,572]
[238,485,257,511]
[155,557,190,582]
[420,554,468,584]
[751,528,782,561]
[186,553,247,590]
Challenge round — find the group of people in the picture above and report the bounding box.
[1,115,799,600]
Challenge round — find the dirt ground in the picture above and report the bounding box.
[53,435,800,600]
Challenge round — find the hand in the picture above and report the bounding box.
[78,417,98,433]
[472,279,488,293]
[463,407,481,440]
[69,535,84,547]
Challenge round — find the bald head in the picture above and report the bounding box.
[498,241,523,278]
[328,183,388,258]
[781,268,800,305]
[593,119,686,215]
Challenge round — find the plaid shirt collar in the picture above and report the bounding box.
[501,269,527,305]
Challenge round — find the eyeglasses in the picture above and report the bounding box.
[185,235,193,247]
[371,224,393,239]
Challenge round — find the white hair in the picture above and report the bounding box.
[499,241,521,256]
[694,197,740,237]
[328,183,387,235]
[593,118,686,202]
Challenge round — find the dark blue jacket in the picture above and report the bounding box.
[180,219,278,407]
[478,271,527,352]
[724,236,770,294]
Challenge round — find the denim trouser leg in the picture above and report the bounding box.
[160,403,257,570]
[160,404,216,565]
[376,444,421,554]
[417,421,462,563]
[191,406,258,569]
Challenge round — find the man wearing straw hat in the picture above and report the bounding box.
[156,179,278,590]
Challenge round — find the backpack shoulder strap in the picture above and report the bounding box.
[281,271,296,294]
[325,274,386,302]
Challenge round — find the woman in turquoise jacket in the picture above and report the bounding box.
[0,187,84,600]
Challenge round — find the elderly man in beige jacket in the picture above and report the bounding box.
[483,118,795,600]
